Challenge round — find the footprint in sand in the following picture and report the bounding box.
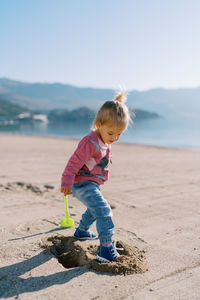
[2,182,55,194]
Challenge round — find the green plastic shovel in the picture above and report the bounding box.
[60,195,75,228]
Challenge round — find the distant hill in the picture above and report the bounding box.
[48,107,96,125]
[0,97,159,126]
[0,98,29,118]
[129,88,200,117]
[48,107,159,125]
[1,78,199,117]
[0,78,114,111]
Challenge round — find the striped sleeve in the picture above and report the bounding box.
[61,137,96,187]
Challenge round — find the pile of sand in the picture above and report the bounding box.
[40,235,148,275]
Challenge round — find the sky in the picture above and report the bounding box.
[0,0,200,90]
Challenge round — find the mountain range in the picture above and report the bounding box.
[0,78,200,117]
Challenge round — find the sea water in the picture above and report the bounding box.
[0,115,200,149]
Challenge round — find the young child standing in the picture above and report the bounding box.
[61,92,132,262]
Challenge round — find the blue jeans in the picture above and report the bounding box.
[72,181,114,245]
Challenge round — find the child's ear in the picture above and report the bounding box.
[95,121,102,129]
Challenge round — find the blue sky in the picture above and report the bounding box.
[0,0,200,90]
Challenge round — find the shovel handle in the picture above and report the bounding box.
[64,195,70,218]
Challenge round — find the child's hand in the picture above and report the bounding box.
[61,186,72,196]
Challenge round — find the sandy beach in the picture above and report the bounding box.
[0,134,200,299]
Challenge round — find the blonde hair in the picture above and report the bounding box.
[93,91,132,129]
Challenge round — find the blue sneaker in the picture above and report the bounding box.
[96,241,120,263]
[74,228,97,240]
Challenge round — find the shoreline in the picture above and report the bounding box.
[1,131,199,151]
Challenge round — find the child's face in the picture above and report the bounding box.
[96,122,126,144]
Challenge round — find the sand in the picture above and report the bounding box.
[0,134,200,299]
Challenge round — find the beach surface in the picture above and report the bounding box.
[0,134,200,299]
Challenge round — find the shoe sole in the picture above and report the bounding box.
[96,255,111,263]
[74,235,98,240]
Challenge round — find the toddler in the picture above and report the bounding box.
[61,91,132,262]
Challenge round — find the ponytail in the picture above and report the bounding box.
[113,91,127,103]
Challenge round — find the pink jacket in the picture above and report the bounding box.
[61,131,111,188]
